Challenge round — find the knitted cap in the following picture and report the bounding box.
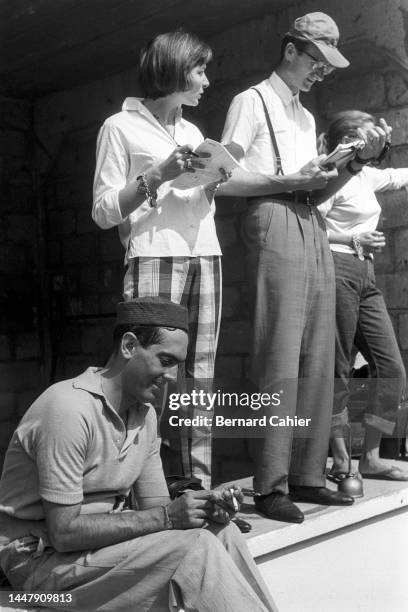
[115,297,189,333]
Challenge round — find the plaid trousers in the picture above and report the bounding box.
[123,256,222,489]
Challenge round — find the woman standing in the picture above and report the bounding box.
[93,31,225,489]
[318,110,408,481]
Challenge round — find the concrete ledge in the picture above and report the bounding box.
[228,459,408,611]
[235,465,408,558]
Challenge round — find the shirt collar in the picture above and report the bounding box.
[72,367,150,414]
[122,97,183,122]
[268,72,300,107]
[73,366,105,395]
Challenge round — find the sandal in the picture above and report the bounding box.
[327,470,361,485]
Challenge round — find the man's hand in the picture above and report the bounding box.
[207,486,244,524]
[295,155,338,191]
[166,490,213,529]
[204,167,232,203]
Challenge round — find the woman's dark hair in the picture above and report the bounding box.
[139,30,212,99]
[324,110,376,152]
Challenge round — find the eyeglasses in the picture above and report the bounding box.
[301,50,335,76]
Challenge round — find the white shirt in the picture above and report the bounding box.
[318,166,408,254]
[92,98,221,260]
[221,72,317,175]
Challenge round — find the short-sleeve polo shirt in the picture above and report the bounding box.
[0,367,168,521]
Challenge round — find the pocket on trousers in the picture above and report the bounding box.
[242,201,276,247]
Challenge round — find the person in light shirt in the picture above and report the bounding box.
[318,110,408,482]
[217,12,389,522]
[93,30,227,490]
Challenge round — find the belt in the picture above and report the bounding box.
[247,191,315,205]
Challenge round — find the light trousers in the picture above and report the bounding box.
[0,522,277,612]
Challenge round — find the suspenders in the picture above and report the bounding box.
[251,87,284,176]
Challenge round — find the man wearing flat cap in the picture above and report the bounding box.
[0,297,277,611]
[218,12,389,522]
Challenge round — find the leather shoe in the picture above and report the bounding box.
[289,486,354,506]
[254,492,304,523]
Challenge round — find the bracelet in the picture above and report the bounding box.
[206,181,222,197]
[354,153,370,165]
[162,505,174,530]
[351,233,365,261]
[371,141,391,166]
[346,160,363,176]
[137,173,158,208]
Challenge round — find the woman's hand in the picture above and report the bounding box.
[357,230,386,252]
[357,118,392,162]
[153,145,204,184]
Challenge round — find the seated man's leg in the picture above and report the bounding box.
[3,531,202,612]
[2,526,277,612]
[171,522,277,612]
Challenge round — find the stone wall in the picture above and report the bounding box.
[2,0,408,475]
[0,97,43,467]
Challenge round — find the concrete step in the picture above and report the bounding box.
[229,459,408,611]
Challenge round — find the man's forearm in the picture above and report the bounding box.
[48,505,168,553]
[216,166,313,197]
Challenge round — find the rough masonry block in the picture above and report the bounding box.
[378,189,408,229]
[16,388,41,419]
[319,72,385,120]
[382,108,408,146]
[62,233,98,265]
[0,244,26,274]
[399,313,408,351]
[0,335,11,361]
[100,232,123,262]
[0,130,28,157]
[0,361,41,392]
[15,332,40,360]
[386,71,408,108]
[394,227,408,270]
[48,209,76,235]
[6,214,36,243]
[0,391,17,422]
[0,97,31,131]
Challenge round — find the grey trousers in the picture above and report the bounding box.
[0,522,277,612]
[243,198,335,494]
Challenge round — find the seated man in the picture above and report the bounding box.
[0,297,276,612]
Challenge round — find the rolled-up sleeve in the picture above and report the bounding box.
[92,122,128,229]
